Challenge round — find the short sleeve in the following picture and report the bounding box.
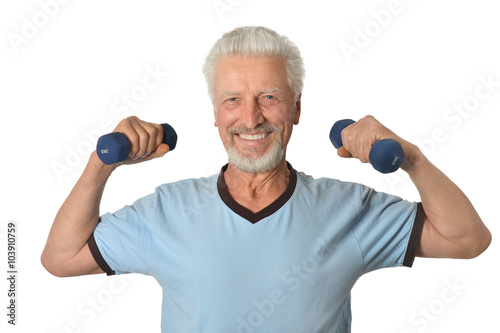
[89,191,159,276]
[350,186,424,274]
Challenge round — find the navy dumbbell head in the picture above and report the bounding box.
[96,133,130,165]
[161,123,177,151]
[329,119,355,149]
[369,139,405,173]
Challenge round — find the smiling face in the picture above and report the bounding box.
[213,55,301,173]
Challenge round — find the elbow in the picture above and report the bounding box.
[460,228,492,259]
[40,252,59,277]
[41,251,70,278]
[474,228,492,258]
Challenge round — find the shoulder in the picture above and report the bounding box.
[292,169,368,213]
[156,173,218,195]
[130,173,219,211]
[295,169,365,195]
[294,170,412,209]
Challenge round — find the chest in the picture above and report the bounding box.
[151,210,363,325]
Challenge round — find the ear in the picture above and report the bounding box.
[213,108,218,127]
[293,94,302,125]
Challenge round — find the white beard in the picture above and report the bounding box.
[226,125,284,174]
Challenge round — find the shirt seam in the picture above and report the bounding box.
[349,185,367,271]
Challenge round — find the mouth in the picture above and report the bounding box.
[237,132,272,141]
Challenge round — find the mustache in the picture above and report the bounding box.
[227,124,280,136]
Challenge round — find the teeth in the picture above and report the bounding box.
[238,133,269,140]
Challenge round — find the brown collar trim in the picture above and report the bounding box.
[217,162,297,224]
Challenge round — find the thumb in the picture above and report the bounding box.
[142,143,171,162]
[337,146,353,158]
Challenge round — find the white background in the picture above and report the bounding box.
[1,0,499,332]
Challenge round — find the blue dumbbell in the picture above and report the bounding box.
[96,123,177,165]
[329,119,404,174]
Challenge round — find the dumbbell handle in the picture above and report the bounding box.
[96,123,177,165]
[329,119,404,174]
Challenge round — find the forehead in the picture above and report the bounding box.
[214,55,289,93]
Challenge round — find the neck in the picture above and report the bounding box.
[224,159,290,213]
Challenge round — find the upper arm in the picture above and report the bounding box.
[416,213,488,259]
[416,214,453,258]
[61,243,104,277]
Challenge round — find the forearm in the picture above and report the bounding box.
[42,151,116,271]
[401,142,491,258]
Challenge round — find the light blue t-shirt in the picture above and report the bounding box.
[89,163,424,333]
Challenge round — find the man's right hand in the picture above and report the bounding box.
[109,116,172,166]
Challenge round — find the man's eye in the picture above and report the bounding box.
[223,97,241,108]
[225,97,239,104]
[260,95,279,106]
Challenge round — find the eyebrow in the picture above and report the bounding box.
[259,88,283,95]
[219,88,283,97]
[220,91,242,97]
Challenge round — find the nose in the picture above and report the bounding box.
[241,98,265,129]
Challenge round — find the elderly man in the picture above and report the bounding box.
[42,26,491,332]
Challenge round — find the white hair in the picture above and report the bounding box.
[202,26,305,104]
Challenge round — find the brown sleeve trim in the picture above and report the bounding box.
[88,232,116,276]
[403,202,425,268]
